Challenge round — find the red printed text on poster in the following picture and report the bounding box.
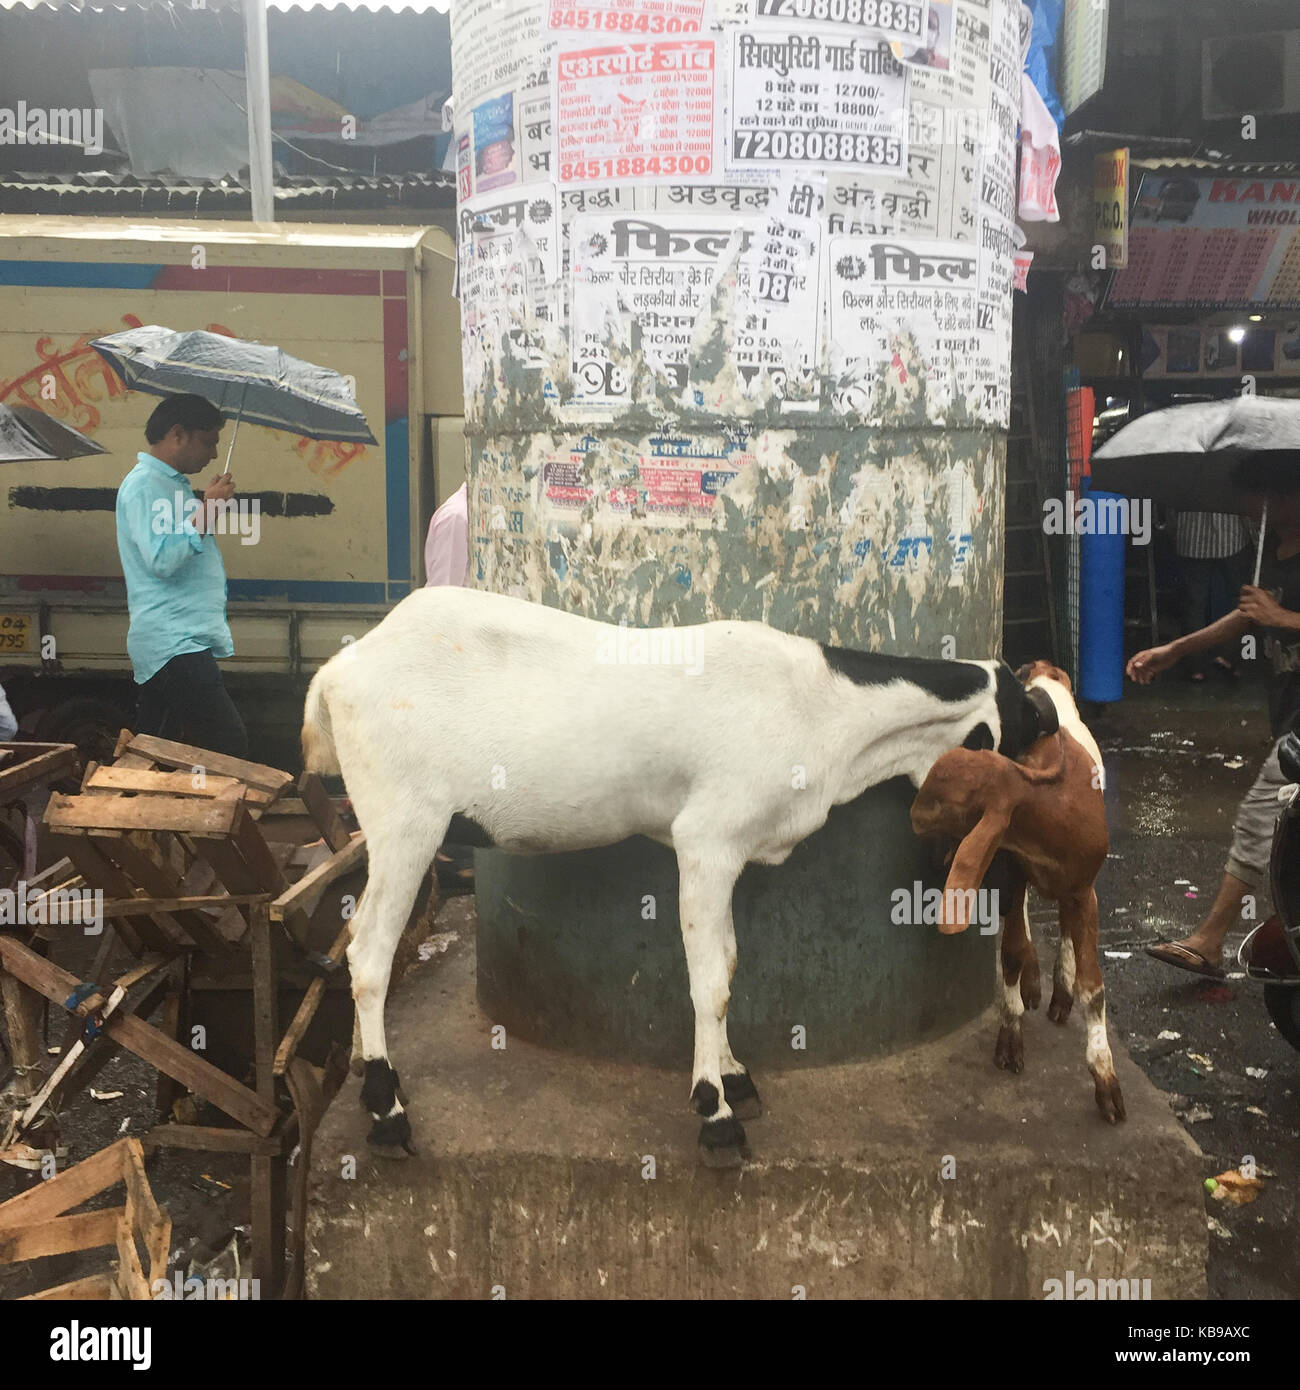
[554,40,717,187]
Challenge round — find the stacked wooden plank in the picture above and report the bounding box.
[0,729,380,1299]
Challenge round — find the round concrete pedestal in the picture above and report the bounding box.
[476,778,995,1069]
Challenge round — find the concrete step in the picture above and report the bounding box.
[306,915,1208,1300]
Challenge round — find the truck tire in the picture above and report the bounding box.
[1264,984,1300,1054]
[38,696,131,767]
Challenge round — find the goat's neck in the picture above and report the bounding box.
[822,680,986,801]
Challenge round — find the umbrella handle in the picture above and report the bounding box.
[1253,499,1268,586]
[222,381,248,475]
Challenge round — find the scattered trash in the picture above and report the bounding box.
[1246,1105,1268,1118]
[1112,906,1129,915]
[89,1088,124,1102]
[1174,879,1191,886]
[200,1173,233,1191]
[1207,1216,1233,1240]
[1245,1066,1269,1080]
[1223,757,1246,770]
[1184,1105,1213,1123]
[1158,1029,1182,1041]
[417,930,460,963]
[1187,1051,1215,1071]
[1185,891,1198,899]
[1227,971,1246,980]
[117,1117,132,1134]
[1206,1170,1265,1206]
[46,1046,60,1056]
[1104,950,1131,959]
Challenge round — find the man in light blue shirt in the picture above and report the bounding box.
[115,394,248,758]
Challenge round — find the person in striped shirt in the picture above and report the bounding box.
[1174,509,1252,681]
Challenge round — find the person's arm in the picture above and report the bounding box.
[1127,610,1251,684]
[125,475,233,579]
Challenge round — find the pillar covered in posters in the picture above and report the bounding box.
[453,0,1027,1065]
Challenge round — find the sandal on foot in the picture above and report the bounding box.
[1145,940,1226,979]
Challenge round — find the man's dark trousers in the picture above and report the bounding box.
[136,649,248,759]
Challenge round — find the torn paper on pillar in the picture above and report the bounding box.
[828,235,1010,425]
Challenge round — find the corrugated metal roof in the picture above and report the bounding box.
[0,168,455,213]
[1131,157,1300,176]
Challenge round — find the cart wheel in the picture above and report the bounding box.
[1264,984,1300,1053]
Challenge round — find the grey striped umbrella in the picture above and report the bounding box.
[0,404,108,463]
[90,326,377,472]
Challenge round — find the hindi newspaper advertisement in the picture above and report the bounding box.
[540,431,756,525]
[741,175,825,391]
[453,0,550,108]
[726,28,909,175]
[553,39,719,188]
[452,0,555,201]
[459,185,563,409]
[570,213,821,407]
[546,0,706,35]
[827,234,1011,425]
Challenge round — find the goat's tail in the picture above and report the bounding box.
[1010,730,1068,785]
[301,669,340,775]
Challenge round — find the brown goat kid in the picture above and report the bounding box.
[909,669,1124,1124]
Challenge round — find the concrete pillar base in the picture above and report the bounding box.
[306,918,1207,1300]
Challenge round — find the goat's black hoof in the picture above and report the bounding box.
[994,1024,1024,1073]
[698,1116,749,1168]
[722,1071,762,1120]
[367,1111,415,1158]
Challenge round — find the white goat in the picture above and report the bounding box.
[302,587,1058,1165]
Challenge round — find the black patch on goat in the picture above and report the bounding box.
[820,647,988,702]
[691,1079,720,1116]
[993,664,1058,759]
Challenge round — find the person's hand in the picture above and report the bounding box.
[193,474,235,535]
[1238,585,1291,628]
[1126,644,1177,684]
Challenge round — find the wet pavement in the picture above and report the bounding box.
[1073,673,1298,1301]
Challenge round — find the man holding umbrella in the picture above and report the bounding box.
[115,393,248,758]
[1127,455,1300,977]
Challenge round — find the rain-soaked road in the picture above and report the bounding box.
[1066,674,1299,1300]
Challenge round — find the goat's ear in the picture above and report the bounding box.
[939,806,1011,934]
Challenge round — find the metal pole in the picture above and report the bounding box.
[242,0,275,224]
[1253,498,1269,585]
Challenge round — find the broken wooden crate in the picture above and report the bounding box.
[0,729,416,1298]
[0,1136,169,1299]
